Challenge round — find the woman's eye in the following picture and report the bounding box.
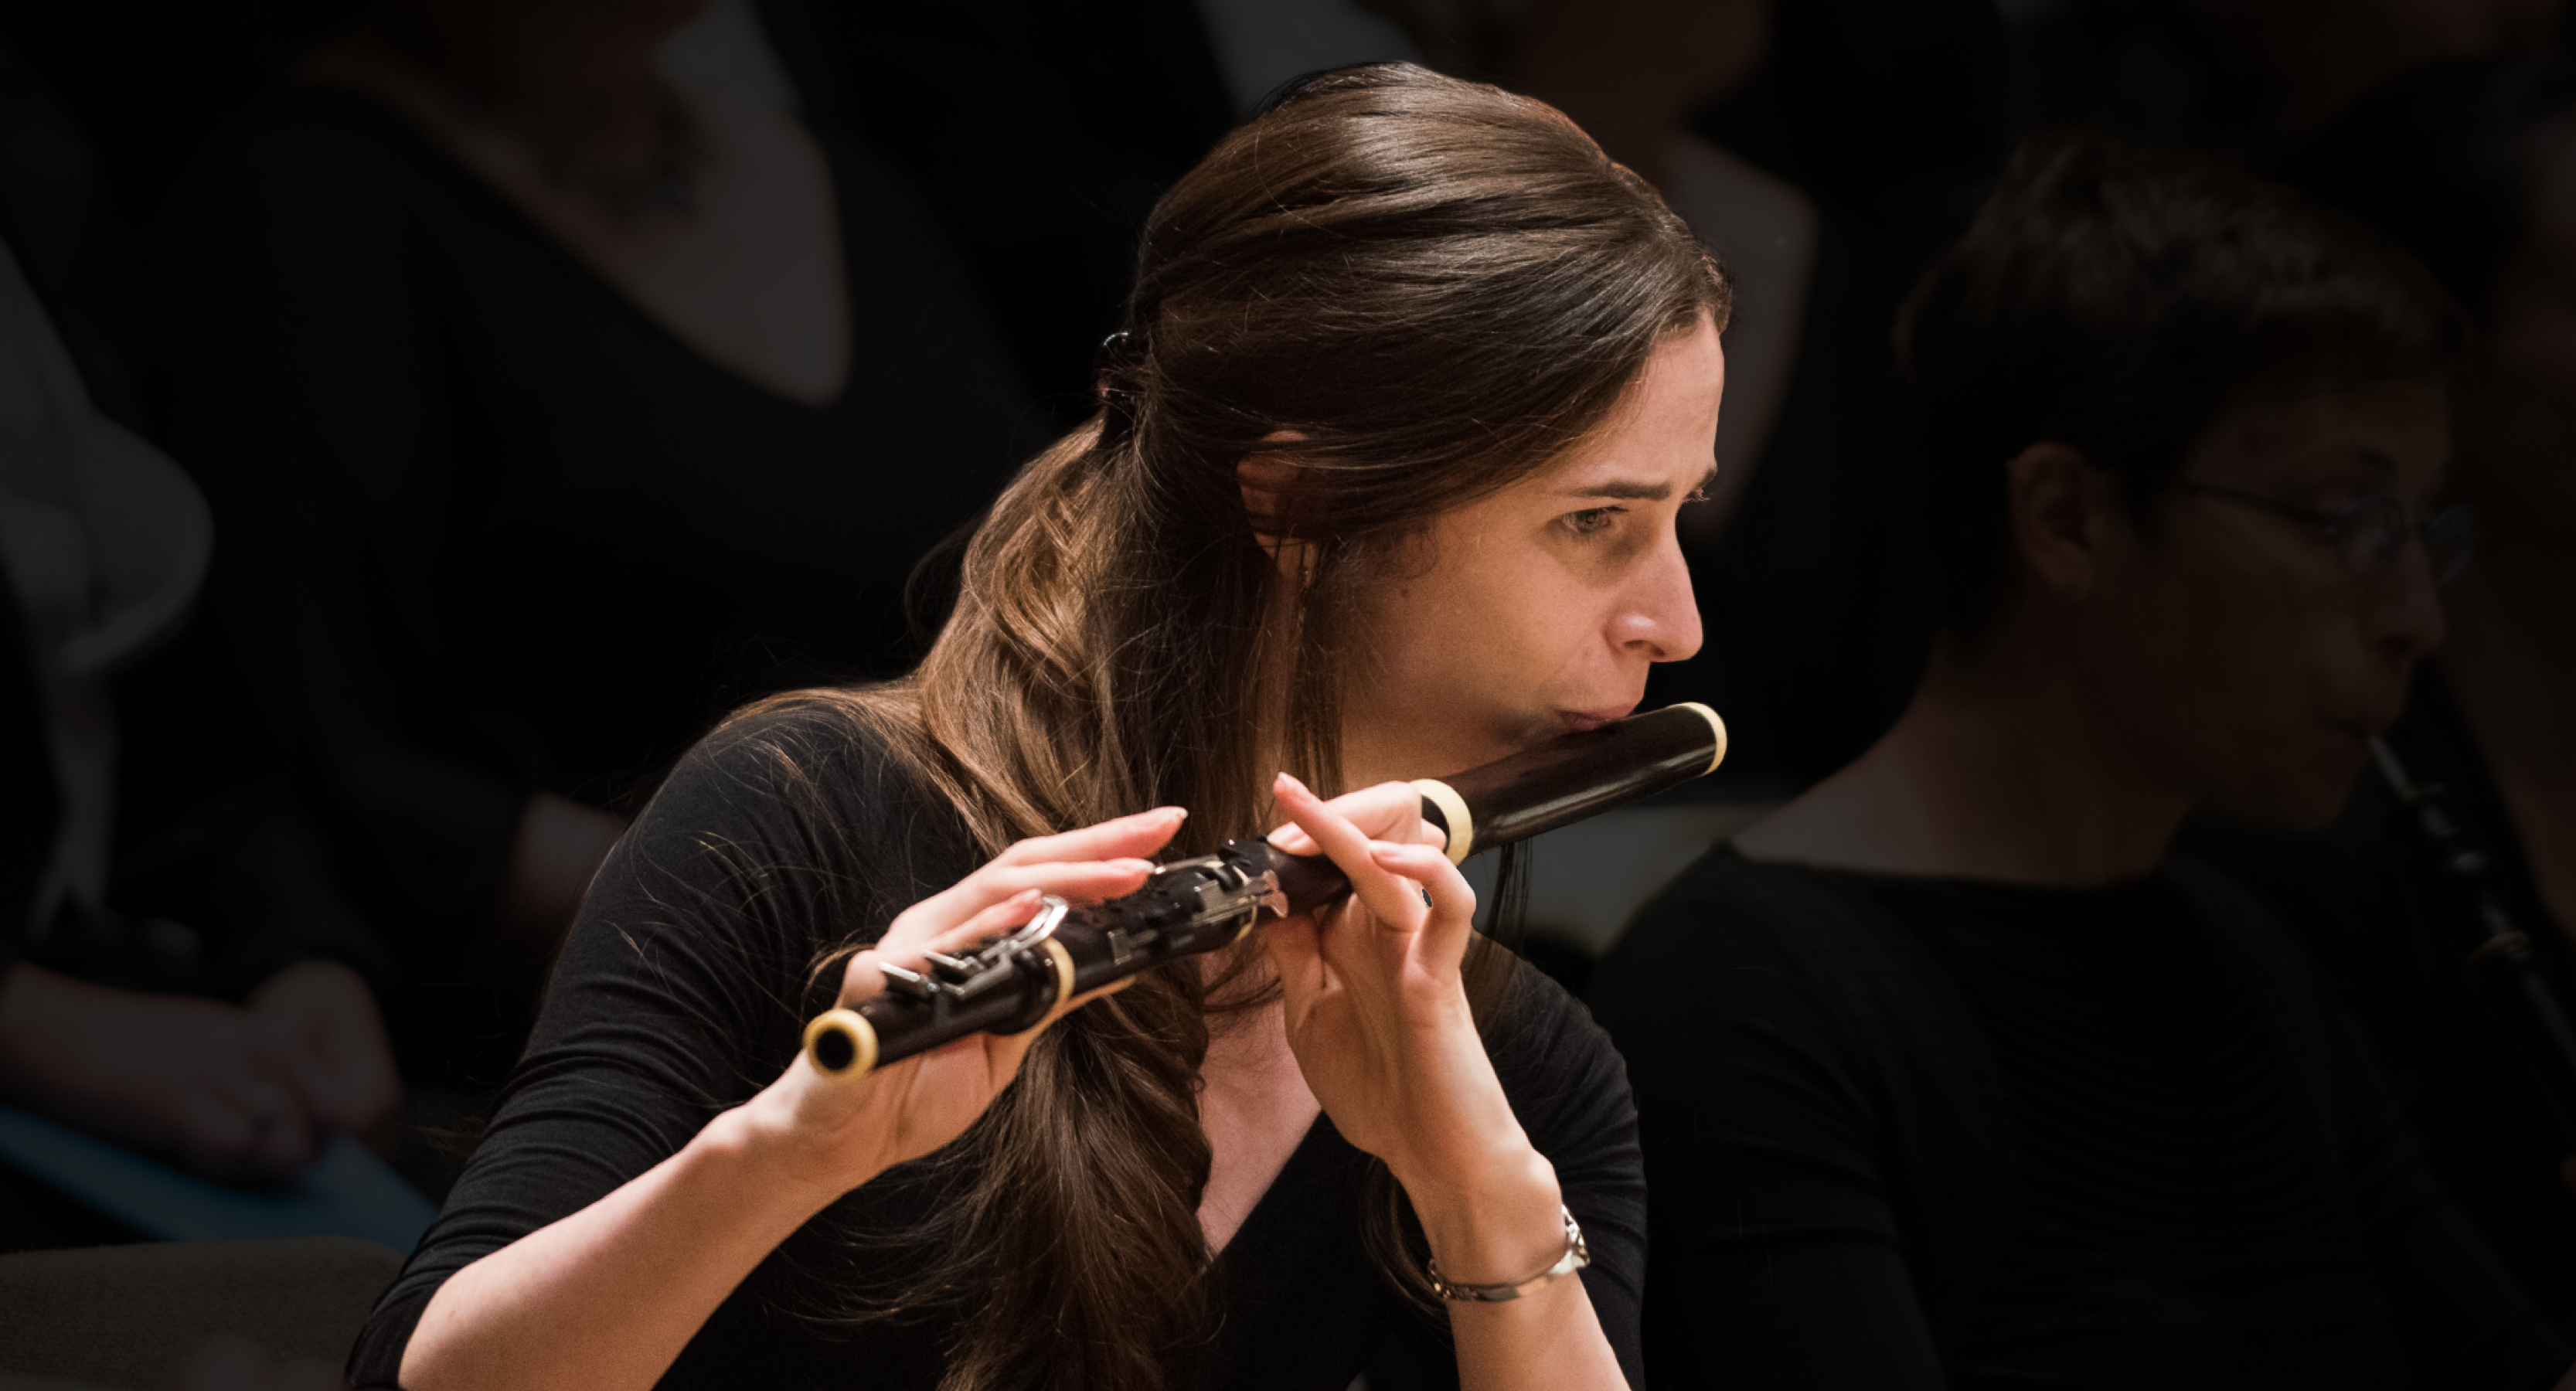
[1564,506,1624,538]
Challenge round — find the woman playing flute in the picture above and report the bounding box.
[350,63,1727,1391]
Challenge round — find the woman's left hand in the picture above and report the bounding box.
[1261,773,1567,1285]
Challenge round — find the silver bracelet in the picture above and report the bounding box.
[1425,1205,1591,1303]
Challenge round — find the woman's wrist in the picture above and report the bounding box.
[694,1101,869,1222]
[1393,1144,1568,1288]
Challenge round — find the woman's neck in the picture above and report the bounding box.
[1736,636,2190,884]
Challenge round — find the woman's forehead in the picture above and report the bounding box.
[2190,381,2451,495]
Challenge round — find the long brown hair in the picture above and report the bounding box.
[780,63,1724,1391]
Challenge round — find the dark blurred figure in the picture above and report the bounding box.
[2180,54,2576,1333]
[2010,0,2559,162]
[795,0,1233,407]
[1594,144,2571,1389]
[0,234,399,1213]
[0,29,144,428]
[149,0,1034,1083]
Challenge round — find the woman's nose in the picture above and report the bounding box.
[2368,535,2447,664]
[1616,536,1703,662]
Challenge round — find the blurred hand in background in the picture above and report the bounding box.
[0,957,398,1182]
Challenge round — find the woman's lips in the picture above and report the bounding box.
[1556,705,1638,733]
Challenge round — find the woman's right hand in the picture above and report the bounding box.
[728,807,1186,1195]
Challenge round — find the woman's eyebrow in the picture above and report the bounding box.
[1557,464,1720,501]
[2276,438,2408,484]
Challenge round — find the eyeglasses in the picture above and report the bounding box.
[2178,482,2477,587]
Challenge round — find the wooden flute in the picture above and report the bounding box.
[800,702,1727,1081]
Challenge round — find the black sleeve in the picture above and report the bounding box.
[1587,856,1952,1391]
[1445,964,1652,1390]
[2304,945,2569,1388]
[0,561,54,974]
[345,702,958,1387]
[2334,1011,2571,1390]
[2180,862,2571,1391]
[155,97,535,947]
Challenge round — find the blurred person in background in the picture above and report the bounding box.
[2178,53,2576,1335]
[2007,0,2558,163]
[1594,143,2571,1389]
[0,234,398,1223]
[774,0,1234,410]
[150,0,1034,1084]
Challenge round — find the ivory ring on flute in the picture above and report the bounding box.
[804,1008,879,1080]
[1013,938,1077,1032]
[1413,778,1475,865]
[1673,702,1730,775]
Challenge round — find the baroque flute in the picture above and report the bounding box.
[801,702,1727,1080]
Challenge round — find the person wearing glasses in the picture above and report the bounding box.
[1590,141,2571,1390]
[2179,53,2576,1339]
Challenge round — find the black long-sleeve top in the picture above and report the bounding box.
[2183,666,2576,1332]
[345,698,1650,1389]
[1590,845,2570,1391]
[151,88,1035,964]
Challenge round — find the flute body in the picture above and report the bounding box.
[801,703,1727,1080]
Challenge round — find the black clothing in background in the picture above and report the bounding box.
[764,0,1234,410]
[151,88,1032,1071]
[0,564,56,969]
[1591,845,2567,1391]
[345,701,1649,1391]
[2183,665,2576,1335]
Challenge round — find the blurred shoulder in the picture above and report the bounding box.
[181,86,454,209]
[162,87,487,319]
[1588,843,1965,1086]
[1600,843,1899,981]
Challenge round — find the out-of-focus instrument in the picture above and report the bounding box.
[801,703,1727,1080]
[2374,738,2576,1143]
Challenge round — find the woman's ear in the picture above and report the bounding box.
[1238,433,1312,582]
[2005,441,2123,604]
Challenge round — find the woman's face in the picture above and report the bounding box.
[2079,382,2450,828]
[1339,315,1723,783]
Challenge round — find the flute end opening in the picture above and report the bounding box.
[804,1008,880,1080]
